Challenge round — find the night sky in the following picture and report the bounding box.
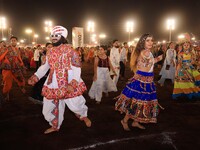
[0,0,199,44]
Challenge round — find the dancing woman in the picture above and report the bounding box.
[115,33,163,131]
[172,40,200,99]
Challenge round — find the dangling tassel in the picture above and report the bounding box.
[150,83,154,91]
[158,103,165,110]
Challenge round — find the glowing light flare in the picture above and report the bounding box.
[45,20,52,26]
[20,39,24,43]
[134,38,139,42]
[126,21,134,32]
[0,17,6,29]
[99,34,106,39]
[25,29,33,34]
[178,35,185,39]
[34,34,39,38]
[90,34,96,42]
[87,21,95,32]
[45,37,50,40]
[128,41,134,46]
[167,19,175,30]
[44,20,53,33]
[2,37,6,41]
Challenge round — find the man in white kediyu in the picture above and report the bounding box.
[110,39,121,85]
[28,25,91,134]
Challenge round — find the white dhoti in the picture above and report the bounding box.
[43,95,88,129]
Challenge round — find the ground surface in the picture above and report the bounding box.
[0,62,199,150]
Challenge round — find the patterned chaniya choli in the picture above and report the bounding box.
[172,51,200,99]
[88,56,117,102]
[115,51,162,123]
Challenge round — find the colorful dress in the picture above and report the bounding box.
[172,52,200,99]
[0,46,26,94]
[115,52,161,123]
[28,44,88,130]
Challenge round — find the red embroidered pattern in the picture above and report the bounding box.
[42,44,86,99]
[134,74,154,83]
[51,99,59,129]
[115,95,159,123]
[42,82,87,99]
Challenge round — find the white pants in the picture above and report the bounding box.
[112,68,120,85]
[42,95,88,129]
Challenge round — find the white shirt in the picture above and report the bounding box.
[166,49,176,65]
[120,47,127,62]
[34,49,40,61]
[110,47,120,68]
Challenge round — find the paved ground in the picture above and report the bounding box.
[0,62,200,150]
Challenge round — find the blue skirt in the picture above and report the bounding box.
[115,70,160,123]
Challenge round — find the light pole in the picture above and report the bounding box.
[8,28,12,39]
[87,21,95,45]
[126,21,134,42]
[167,19,175,42]
[0,17,6,40]
[99,34,106,46]
[25,28,33,44]
[34,34,39,44]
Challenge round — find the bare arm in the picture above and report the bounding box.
[154,54,163,63]
[93,56,99,81]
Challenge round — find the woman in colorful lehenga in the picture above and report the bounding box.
[115,33,163,131]
[172,41,200,99]
[194,46,200,72]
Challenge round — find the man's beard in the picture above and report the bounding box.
[52,40,62,47]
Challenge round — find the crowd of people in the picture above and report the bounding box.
[0,25,200,134]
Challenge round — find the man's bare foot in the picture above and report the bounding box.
[121,119,130,131]
[132,121,145,129]
[83,117,92,127]
[44,127,59,134]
